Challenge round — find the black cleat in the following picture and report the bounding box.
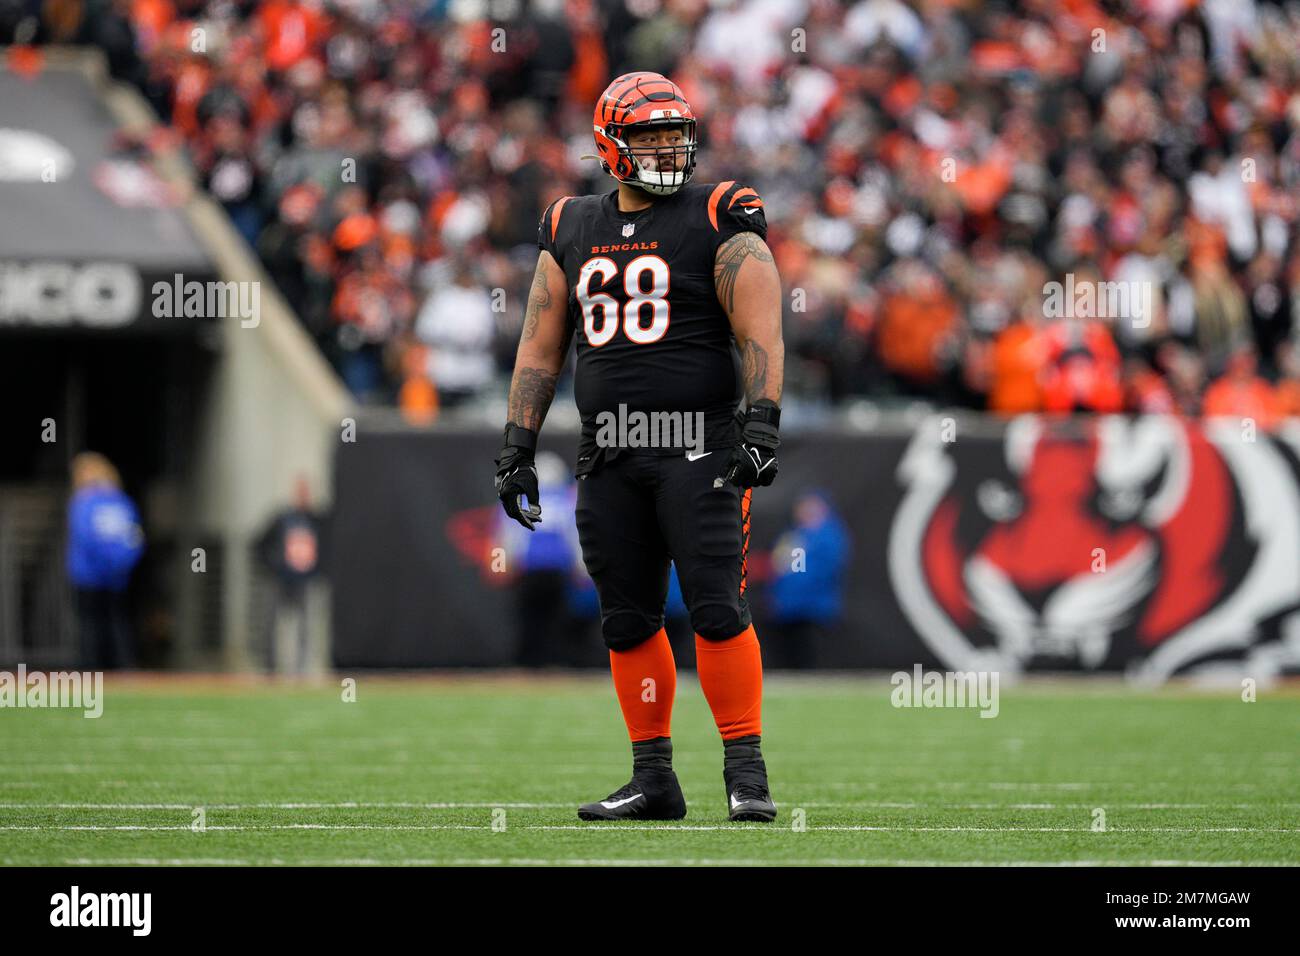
[727,780,778,822]
[577,773,687,821]
[723,734,777,822]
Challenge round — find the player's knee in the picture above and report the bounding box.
[692,603,746,642]
[602,613,662,652]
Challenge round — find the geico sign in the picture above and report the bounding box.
[0,261,141,327]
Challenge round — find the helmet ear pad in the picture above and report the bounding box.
[592,125,635,179]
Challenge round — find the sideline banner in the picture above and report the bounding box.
[331,416,1300,682]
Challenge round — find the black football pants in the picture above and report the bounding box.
[575,451,752,651]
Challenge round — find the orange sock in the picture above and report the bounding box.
[609,628,677,741]
[695,624,763,739]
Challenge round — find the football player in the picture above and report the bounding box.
[495,72,784,822]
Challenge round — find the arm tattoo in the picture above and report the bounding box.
[713,231,774,315]
[739,340,768,407]
[507,366,557,432]
[521,259,552,342]
[715,232,781,404]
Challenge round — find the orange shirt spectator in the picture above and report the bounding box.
[171,57,211,138]
[1040,320,1123,413]
[988,320,1044,414]
[1203,378,1278,429]
[875,270,958,386]
[398,343,439,426]
[258,0,326,73]
[1203,350,1280,430]
[131,0,176,55]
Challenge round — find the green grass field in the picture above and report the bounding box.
[1,674,1296,866]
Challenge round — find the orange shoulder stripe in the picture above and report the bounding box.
[728,187,760,209]
[707,181,735,231]
[550,196,572,242]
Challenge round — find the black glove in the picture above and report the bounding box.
[715,400,780,489]
[495,424,543,530]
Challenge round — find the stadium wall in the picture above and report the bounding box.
[331,414,1300,683]
[92,47,352,669]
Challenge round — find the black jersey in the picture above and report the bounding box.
[537,181,768,469]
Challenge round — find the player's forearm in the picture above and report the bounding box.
[736,331,784,407]
[506,321,571,432]
[507,252,571,433]
[506,363,559,432]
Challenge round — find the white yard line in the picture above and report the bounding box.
[522,825,1298,833]
[23,857,1290,867]
[1,800,1295,810]
[804,801,1300,809]
[0,802,571,810]
[0,823,1294,832]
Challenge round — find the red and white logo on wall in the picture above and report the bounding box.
[890,415,1300,682]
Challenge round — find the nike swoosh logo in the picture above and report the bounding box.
[745,208,760,215]
[685,450,713,462]
[600,793,644,810]
[730,794,746,810]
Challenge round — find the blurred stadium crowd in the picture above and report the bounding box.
[9,0,1300,423]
